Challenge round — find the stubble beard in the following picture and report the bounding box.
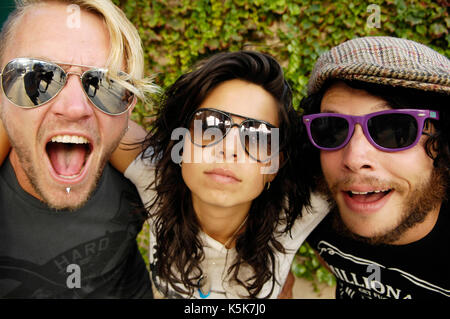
[3,117,127,211]
[316,167,447,245]
[22,148,108,211]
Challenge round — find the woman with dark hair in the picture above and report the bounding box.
[123,51,328,299]
[0,51,329,298]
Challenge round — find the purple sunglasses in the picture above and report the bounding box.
[303,109,439,152]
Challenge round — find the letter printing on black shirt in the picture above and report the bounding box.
[0,159,152,298]
[306,202,450,299]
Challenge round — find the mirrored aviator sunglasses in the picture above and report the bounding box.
[303,109,439,152]
[187,108,279,162]
[0,57,135,115]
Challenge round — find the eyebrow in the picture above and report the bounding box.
[24,56,104,69]
[321,101,391,113]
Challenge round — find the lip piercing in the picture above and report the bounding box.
[66,187,71,194]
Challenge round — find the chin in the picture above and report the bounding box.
[38,183,95,211]
[34,165,102,211]
[333,209,399,245]
[46,198,89,211]
[347,224,382,239]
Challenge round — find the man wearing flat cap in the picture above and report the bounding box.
[301,36,449,299]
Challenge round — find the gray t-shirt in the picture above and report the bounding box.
[0,158,152,298]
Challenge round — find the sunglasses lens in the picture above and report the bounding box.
[189,110,229,146]
[368,113,418,149]
[188,109,277,162]
[241,121,274,162]
[1,58,66,107]
[310,116,349,148]
[81,70,134,115]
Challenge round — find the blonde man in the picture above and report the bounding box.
[0,0,156,298]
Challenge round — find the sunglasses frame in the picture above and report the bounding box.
[303,109,440,152]
[0,57,135,116]
[187,107,278,162]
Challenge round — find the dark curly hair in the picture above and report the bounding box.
[299,79,450,199]
[141,51,311,298]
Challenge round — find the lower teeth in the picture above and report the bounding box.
[58,173,81,179]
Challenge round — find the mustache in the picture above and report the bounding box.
[326,175,404,195]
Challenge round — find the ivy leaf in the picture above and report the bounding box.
[301,20,313,30]
[416,25,427,36]
[291,262,307,277]
[316,267,336,286]
[299,243,307,255]
[311,256,320,269]
[287,3,301,15]
[395,0,407,15]
[206,38,220,50]
[429,23,447,39]
[167,18,185,31]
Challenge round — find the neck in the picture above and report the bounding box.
[192,195,251,248]
[391,203,441,245]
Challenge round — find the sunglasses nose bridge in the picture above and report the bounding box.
[225,123,244,142]
[342,115,366,145]
[228,122,241,130]
[65,71,82,79]
[348,114,366,129]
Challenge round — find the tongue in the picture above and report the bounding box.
[351,192,387,203]
[47,143,86,177]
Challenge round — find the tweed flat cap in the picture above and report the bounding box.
[307,36,450,95]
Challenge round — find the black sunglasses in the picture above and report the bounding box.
[0,57,135,115]
[187,108,279,162]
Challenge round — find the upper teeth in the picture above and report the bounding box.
[350,190,389,195]
[50,135,89,144]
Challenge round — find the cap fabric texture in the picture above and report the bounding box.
[307,36,450,95]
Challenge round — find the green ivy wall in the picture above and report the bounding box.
[113,0,449,120]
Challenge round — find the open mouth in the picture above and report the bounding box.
[346,189,392,203]
[45,135,93,181]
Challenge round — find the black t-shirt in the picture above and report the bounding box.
[307,202,450,299]
[0,159,152,298]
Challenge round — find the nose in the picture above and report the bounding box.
[216,127,243,162]
[48,73,94,121]
[341,124,377,172]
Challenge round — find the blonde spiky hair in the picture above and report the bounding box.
[0,0,158,103]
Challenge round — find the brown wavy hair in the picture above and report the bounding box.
[141,51,311,298]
